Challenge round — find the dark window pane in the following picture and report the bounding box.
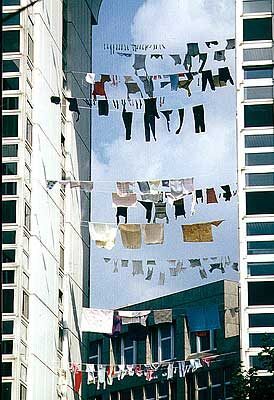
[249,313,274,327]
[211,386,223,400]
[248,262,274,276]
[3,97,19,110]
[24,204,31,230]
[1,382,12,400]
[3,115,18,137]
[244,86,273,100]
[244,104,274,127]
[211,369,223,385]
[111,393,119,400]
[243,18,272,41]
[2,362,12,376]
[2,320,14,334]
[3,12,20,25]
[28,34,34,61]
[2,144,18,157]
[158,381,169,397]
[3,59,20,72]
[133,387,143,400]
[246,172,274,186]
[161,338,172,360]
[3,162,17,175]
[197,371,208,387]
[245,134,274,148]
[3,30,20,52]
[2,182,17,195]
[145,384,156,400]
[26,119,33,145]
[243,47,272,61]
[3,77,19,90]
[2,270,15,283]
[22,291,29,319]
[248,241,274,254]
[199,332,211,351]
[3,200,17,223]
[120,390,131,400]
[246,191,274,214]
[2,231,16,244]
[198,391,209,400]
[249,355,271,370]
[249,333,274,348]
[248,282,274,305]
[20,385,27,400]
[3,0,20,4]
[3,289,14,313]
[247,222,274,235]
[244,66,273,79]
[243,0,272,13]
[2,340,13,354]
[124,348,134,364]
[3,250,16,263]
[245,152,274,166]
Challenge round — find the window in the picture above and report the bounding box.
[248,262,274,276]
[2,362,12,377]
[249,333,274,348]
[2,182,17,195]
[248,281,274,305]
[3,97,19,110]
[24,204,31,230]
[243,18,272,41]
[89,341,101,364]
[245,152,274,166]
[247,222,274,235]
[3,30,20,52]
[23,252,29,270]
[21,322,28,341]
[244,86,273,100]
[20,385,27,400]
[246,191,274,214]
[3,12,20,25]
[3,289,14,313]
[246,172,274,186]
[158,382,169,399]
[24,165,31,183]
[3,0,21,4]
[2,382,12,400]
[3,115,18,137]
[2,144,18,158]
[26,118,33,145]
[2,340,13,354]
[145,384,156,400]
[249,313,274,327]
[191,330,217,353]
[121,337,137,364]
[211,369,223,400]
[22,291,29,319]
[3,200,17,223]
[2,270,15,283]
[3,162,17,175]
[133,387,143,400]
[20,364,27,381]
[249,355,270,370]
[224,367,233,400]
[243,0,272,13]
[60,245,64,270]
[3,59,20,72]
[243,47,273,61]
[158,325,174,361]
[23,273,29,290]
[3,250,16,263]
[3,77,19,90]
[2,320,14,334]
[248,240,274,254]
[120,390,132,400]
[244,66,273,80]
[58,327,63,352]
[245,134,274,148]
[2,231,16,244]
[28,34,34,62]
[197,371,208,400]
[244,104,274,127]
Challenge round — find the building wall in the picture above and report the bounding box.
[236,0,274,371]
[2,1,101,399]
[86,280,240,400]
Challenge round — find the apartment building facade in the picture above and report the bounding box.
[236,0,274,373]
[2,1,102,399]
[86,281,240,400]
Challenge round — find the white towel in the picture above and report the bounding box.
[81,308,113,334]
[89,223,117,250]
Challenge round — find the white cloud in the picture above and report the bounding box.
[131,0,235,46]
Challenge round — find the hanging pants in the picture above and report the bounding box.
[202,70,215,91]
[176,109,185,135]
[122,107,133,140]
[144,98,160,142]
[192,105,205,133]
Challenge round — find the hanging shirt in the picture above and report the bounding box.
[119,224,142,249]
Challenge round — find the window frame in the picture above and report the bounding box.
[121,336,137,365]
[88,341,102,365]
[157,324,174,362]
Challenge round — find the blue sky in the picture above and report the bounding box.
[90,0,238,308]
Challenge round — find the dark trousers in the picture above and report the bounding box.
[218,67,234,85]
[192,105,205,133]
[202,70,215,91]
[144,114,156,142]
[122,109,133,140]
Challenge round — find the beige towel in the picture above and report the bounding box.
[112,192,137,207]
[154,309,172,324]
[118,310,151,326]
[89,223,117,250]
[142,223,164,245]
[181,220,223,242]
[119,224,142,249]
[149,180,161,193]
